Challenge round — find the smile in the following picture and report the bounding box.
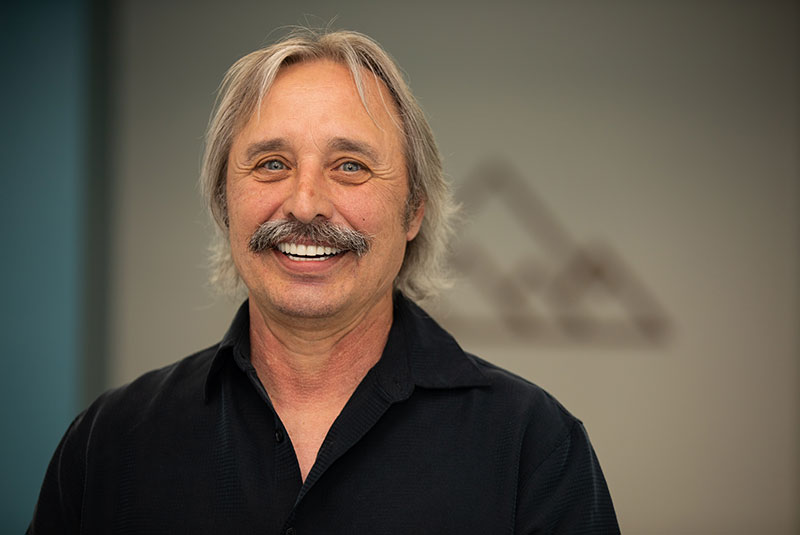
[276,242,344,262]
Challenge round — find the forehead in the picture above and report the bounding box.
[236,59,403,147]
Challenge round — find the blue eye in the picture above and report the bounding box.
[340,161,362,172]
[262,159,285,170]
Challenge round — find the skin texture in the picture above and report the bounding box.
[225,59,424,480]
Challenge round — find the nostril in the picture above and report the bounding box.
[283,185,334,223]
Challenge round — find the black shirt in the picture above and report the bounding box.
[29,294,619,534]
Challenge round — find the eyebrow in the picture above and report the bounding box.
[327,137,382,163]
[243,138,290,162]
[242,136,383,164]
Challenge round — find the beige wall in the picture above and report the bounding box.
[109,1,798,532]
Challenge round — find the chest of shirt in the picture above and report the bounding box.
[78,383,522,535]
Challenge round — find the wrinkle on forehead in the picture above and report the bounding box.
[248,59,405,143]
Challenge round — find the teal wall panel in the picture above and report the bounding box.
[0,0,88,530]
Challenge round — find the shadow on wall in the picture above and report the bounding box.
[434,159,671,346]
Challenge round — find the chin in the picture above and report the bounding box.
[273,301,339,319]
[266,290,345,320]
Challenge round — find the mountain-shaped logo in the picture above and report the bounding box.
[432,159,670,345]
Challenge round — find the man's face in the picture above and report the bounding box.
[226,59,423,322]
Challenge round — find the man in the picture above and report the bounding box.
[30,29,619,533]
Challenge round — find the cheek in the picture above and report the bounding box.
[226,192,268,258]
[225,195,250,246]
[337,184,407,231]
[227,182,283,230]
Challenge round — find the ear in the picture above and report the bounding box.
[405,200,425,241]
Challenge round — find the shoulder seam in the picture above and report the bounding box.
[519,418,581,496]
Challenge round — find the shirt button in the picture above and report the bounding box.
[275,428,284,443]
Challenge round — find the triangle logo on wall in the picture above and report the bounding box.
[431,159,671,345]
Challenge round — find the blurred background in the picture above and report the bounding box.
[1,0,797,533]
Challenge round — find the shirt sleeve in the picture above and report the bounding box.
[27,411,88,535]
[515,420,620,534]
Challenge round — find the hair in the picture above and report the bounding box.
[200,27,457,302]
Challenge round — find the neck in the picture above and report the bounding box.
[248,293,394,408]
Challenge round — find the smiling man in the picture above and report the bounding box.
[30,29,619,534]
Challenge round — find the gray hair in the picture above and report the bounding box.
[200,28,457,302]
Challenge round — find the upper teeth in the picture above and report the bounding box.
[276,243,342,257]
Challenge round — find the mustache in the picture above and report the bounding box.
[248,219,371,257]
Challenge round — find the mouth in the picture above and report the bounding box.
[275,242,344,262]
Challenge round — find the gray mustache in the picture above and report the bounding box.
[248,219,371,256]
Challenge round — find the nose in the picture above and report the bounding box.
[281,163,334,223]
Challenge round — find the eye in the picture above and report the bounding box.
[330,159,371,185]
[251,157,291,182]
[339,161,363,172]
[261,159,286,171]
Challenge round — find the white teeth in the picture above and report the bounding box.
[276,242,343,259]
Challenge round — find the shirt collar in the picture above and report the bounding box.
[204,300,250,401]
[391,292,489,390]
[204,293,489,402]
